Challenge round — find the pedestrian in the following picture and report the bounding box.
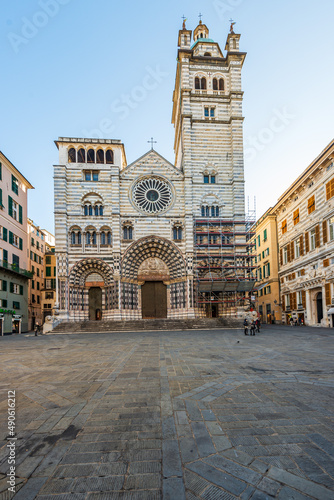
[289,316,294,327]
[250,320,256,336]
[243,318,249,335]
[35,322,41,336]
[294,318,298,327]
[255,318,260,333]
[298,317,302,326]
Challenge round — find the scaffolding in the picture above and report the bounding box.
[193,212,256,318]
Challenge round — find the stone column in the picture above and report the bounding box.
[305,289,311,326]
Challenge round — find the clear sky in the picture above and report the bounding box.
[1,0,333,232]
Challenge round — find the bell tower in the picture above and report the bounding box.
[172,19,247,221]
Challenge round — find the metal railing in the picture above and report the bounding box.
[0,260,33,278]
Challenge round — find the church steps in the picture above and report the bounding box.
[50,318,240,334]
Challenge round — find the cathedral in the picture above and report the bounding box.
[53,19,255,322]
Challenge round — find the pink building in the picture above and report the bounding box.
[0,151,33,334]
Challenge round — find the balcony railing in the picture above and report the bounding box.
[0,260,33,278]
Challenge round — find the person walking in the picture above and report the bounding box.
[250,320,256,336]
[243,318,249,335]
[34,322,41,336]
[289,316,294,327]
[255,318,260,333]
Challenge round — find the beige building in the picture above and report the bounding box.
[252,210,281,324]
[273,139,334,327]
[0,151,33,334]
[27,220,46,329]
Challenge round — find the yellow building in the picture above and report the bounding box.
[41,245,56,321]
[252,209,281,324]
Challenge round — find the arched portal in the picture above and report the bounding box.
[121,236,187,318]
[121,236,186,280]
[68,259,114,321]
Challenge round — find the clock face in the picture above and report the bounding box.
[132,176,173,214]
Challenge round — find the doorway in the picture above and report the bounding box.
[316,292,323,324]
[89,287,102,321]
[141,281,167,319]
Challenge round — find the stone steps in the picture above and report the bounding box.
[51,317,240,334]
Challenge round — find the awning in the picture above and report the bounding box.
[253,282,269,292]
[327,308,334,314]
[198,281,256,292]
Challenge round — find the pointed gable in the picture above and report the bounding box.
[121,149,183,179]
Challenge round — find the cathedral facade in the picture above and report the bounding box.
[54,20,254,322]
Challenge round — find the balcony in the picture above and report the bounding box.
[0,260,33,279]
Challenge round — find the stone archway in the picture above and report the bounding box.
[121,236,186,280]
[68,259,114,320]
[121,236,187,318]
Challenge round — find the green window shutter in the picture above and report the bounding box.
[9,231,13,245]
[3,227,7,242]
[0,162,2,180]
[8,196,13,217]
[46,267,51,277]
[20,285,23,295]
[3,249,8,261]
[267,263,270,276]
[2,280,7,291]
[0,188,2,206]
[19,205,23,224]
[19,238,23,250]
[10,282,14,293]
[54,266,56,276]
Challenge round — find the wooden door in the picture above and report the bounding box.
[89,287,102,321]
[142,282,167,319]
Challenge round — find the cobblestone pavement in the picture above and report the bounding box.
[0,325,334,499]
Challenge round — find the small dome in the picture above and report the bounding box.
[193,21,209,42]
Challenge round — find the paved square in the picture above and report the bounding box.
[0,325,334,499]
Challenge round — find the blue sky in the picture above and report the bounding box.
[1,0,334,232]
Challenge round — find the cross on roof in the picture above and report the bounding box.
[199,12,203,21]
[148,137,157,150]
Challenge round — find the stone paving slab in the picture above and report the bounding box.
[0,325,333,498]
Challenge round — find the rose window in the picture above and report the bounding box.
[132,177,173,214]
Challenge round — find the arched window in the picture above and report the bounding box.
[123,225,133,240]
[173,226,182,240]
[92,232,97,245]
[200,32,203,38]
[71,232,76,244]
[86,232,91,245]
[195,77,200,89]
[78,148,86,163]
[99,206,103,216]
[78,232,82,245]
[205,206,209,217]
[88,205,93,216]
[201,206,205,217]
[106,150,113,164]
[219,78,224,91]
[96,149,104,164]
[94,205,99,216]
[68,148,76,163]
[107,232,112,245]
[84,205,89,216]
[216,206,219,217]
[211,206,215,217]
[201,77,207,90]
[213,78,218,91]
[101,232,106,245]
[87,149,95,163]
[204,52,211,57]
